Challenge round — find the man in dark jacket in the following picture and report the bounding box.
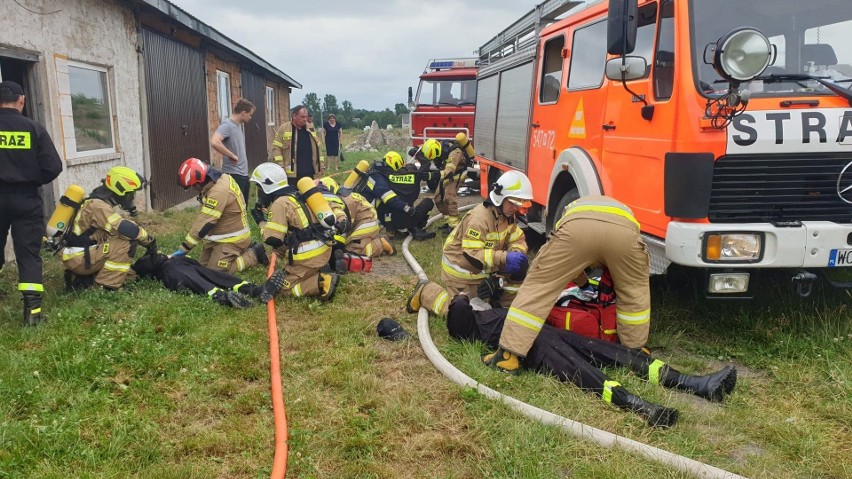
[361,151,434,240]
[0,81,63,326]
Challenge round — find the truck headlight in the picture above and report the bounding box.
[704,233,762,262]
[708,272,751,294]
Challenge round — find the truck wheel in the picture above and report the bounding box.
[548,187,580,233]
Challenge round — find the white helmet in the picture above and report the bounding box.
[251,162,289,194]
[490,170,534,207]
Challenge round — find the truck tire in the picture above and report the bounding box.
[548,187,580,234]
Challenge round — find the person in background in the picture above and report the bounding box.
[483,195,653,373]
[0,81,63,325]
[174,158,267,273]
[322,114,343,172]
[406,170,531,317]
[211,98,254,204]
[270,105,325,185]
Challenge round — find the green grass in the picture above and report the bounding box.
[1,202,850,478]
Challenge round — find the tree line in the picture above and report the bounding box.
[300,93,409,130]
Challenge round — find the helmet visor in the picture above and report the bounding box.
[506,197,532,208]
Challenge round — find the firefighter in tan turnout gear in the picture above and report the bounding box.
[420,137,471,232]
[406,170,532,317]
[62,167,155,290]
[317,176,395,258]
[270,105,324,185]
[250,163,340,301]
[174,158,267,273]
[484,195,652,373]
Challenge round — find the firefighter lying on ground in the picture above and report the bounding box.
[62,167,156,291]
[445,293,737,428]
[317,176,396,258]
[419,137,473,232]
[131,249,286,308]
[406,170,533,317]
[359,151,436,241]
[249,163,341,301]
[483,195,653,373]
[173,157,268,273]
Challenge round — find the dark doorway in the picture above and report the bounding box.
[240,70,267,172]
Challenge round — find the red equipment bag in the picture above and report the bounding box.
[343,252,373,272]
[546,299,618,342]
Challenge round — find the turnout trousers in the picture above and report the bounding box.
[199,239,259,274]
[0,187,45,293]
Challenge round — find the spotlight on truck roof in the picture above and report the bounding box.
[708,27,773,83]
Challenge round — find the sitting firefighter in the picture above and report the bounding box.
[131,250,286,308]
[249,162,341,301]
[445,294,737,428]
[419,135,473,232]
[173,158,267,273]
[406,170,533,317]
[317,176,395,259]
[361,151,435,241]
[62,166,156,291]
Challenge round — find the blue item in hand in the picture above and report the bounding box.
[505,251,528,275]
[171,249,186,257]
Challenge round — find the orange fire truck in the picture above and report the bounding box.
[474,0,852,296]
[408,58,479,147]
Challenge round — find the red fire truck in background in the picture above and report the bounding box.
[473,0,852,296]
[408,58,480,147]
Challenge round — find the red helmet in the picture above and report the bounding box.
[178,158,208,188]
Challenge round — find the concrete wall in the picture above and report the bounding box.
[1,0,146,208]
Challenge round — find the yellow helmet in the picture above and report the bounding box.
[421,139,442,161]
[104,166,146,197]
[318,176,340,194]
[383,151,404,171]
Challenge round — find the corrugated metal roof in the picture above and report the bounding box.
[130,0,301,88]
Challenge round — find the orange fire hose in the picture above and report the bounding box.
[266,255,288,478]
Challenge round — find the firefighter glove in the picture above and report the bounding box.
[143,238,157,254]
[250,205,267,225]
[599,268,615,304]
[477,276,503,303]
[505,251,529,276]
[170,249,186,258]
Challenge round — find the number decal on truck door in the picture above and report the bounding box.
[532,129,556,149]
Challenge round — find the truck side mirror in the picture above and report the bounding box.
[607,0,638,56]
[407,87,413,108]
[605,56,647,81]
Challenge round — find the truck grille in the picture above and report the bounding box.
[708,154,852,223]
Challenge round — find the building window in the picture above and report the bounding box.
[216,71,231,120]
[567,20,608,91]
[266,86,275,126]
[68,62,114,155]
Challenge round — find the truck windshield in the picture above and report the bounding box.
[690,0,852,97]
[416,79,477,106]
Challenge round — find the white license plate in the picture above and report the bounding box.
[828,249,852,267]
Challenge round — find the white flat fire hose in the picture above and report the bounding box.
[401,204,746,479]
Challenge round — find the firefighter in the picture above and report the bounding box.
[483,195,652,373]
[250,163,340,301]
[0,81,63,325]
[317,176,395,258]
[131,250,286,308]
[61,167,155,291]
[362,151,435,241]
[406,170,532,317]
[446,294,737,428]
[270,105,325,185]
[420,138,470,232]
[174,158,267,273]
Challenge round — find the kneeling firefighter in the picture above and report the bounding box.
[61,166,156,290]
[360,151,435,241]
[173,158,267,273]
[317,176,395,259]
[250,162,342,301]
[419,134,474,231]
[406,170,532,317]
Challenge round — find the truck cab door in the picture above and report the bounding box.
[600,0,676,238]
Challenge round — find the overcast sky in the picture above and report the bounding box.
[172,0,541,111]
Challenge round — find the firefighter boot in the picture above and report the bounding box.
[258,269,287,303]
[665,365,737,402]
[411,227,436,241]
[332,249,348,275]
[250,242,269,266]
[379,235,396,256]
[64,270,94,292]
[318,273,340,302]
[22,292,43,327]
[405,279,429,313]
[212,290,254,309]
[617,392,679,428]
[482,347,521,374]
